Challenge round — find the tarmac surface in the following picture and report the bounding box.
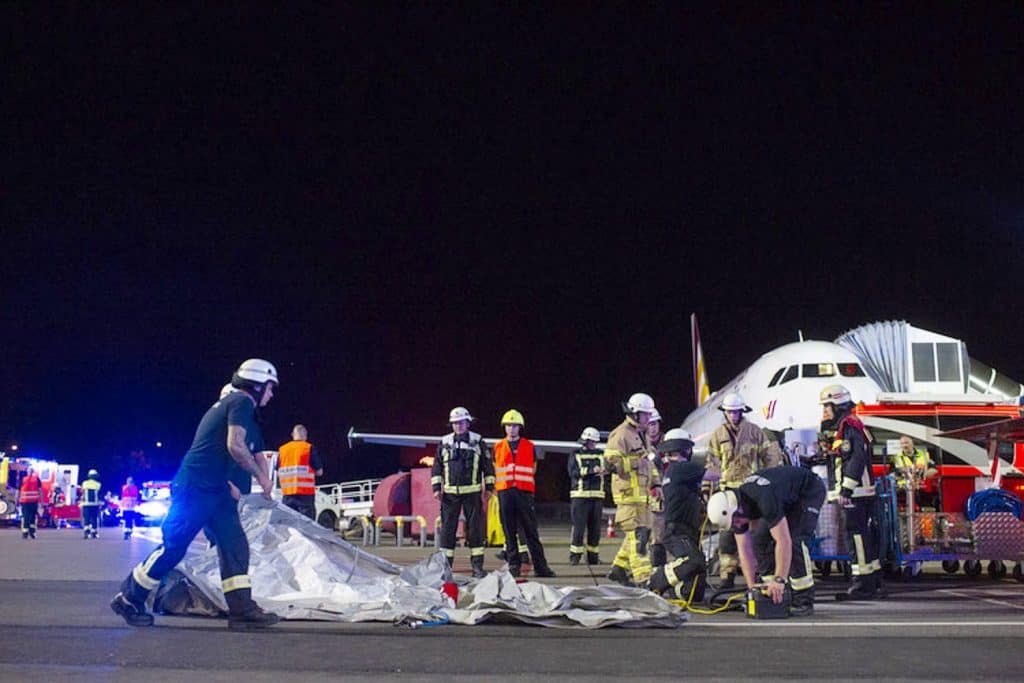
[1,521,1023,682]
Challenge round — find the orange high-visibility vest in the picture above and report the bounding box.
[19,474,42,504]
[494,438,536,493]
[278,440,316,496]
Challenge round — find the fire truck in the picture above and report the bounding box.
[810,395,1024,581]
[0,456,81,527]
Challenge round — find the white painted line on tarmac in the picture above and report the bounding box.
[939,588,1024,611]
[688,622,1024,626]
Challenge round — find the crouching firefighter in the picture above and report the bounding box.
[819,384,884,600]
[432,407,495,578]
[644,429,707,603]
[605,393,659,587]
[707,466,826,617]
[110,359,281,630]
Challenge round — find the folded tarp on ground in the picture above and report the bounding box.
[153,495,686,629]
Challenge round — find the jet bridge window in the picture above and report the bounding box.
[936,343,961,381]
[768,367,787,387]
[802,363,835,378]
[912,343,936,382]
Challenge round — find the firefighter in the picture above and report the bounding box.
[646,409,669,569]
[111,359,281,629]
[705,392,782,588]
[121,476,140,540]
[81,469,103,539]
[707,465,825,617]
[605,393,659,587]
[645,429,707,602]
[568,426,606,566]
[19,466,43,539]
[494,409,555,578]
[819,384,883,601]
[432,406,495,578]
[278,424,324,520]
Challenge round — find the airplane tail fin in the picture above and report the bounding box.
[691,313,711,407]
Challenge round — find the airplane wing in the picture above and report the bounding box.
[347,428,591,457]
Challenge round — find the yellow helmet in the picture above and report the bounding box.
[501,409,525,426]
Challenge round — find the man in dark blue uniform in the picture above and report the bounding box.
[707,465,825,616]
[110,359,280,629]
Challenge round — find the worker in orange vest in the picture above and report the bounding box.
[19,467,43,539]
[278,425,324,520]
[494,409,555,578]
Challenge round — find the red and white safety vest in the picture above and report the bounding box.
[19,474,42,504]
[494,438,536,493]
[278,440,316,496]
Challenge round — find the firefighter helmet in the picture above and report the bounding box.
[819,384,852,405]
[718,392,752,413]
[448,406,474,423]
[579,426,601,443]
[707,489,738,529]
[87,469,99,478]
[649,408,662,423]
[219,383,235,399]
[624,393,656,415]
[657,428,695,453]
[235,358,279,386]
[501,409,525,426]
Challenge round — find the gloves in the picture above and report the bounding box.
[636,526,651,556]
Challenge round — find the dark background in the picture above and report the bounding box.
[3,5,1023,485]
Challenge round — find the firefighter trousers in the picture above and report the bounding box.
[753,489,824,601]
[843,496,881,589]
[498,489,549,569]
[439,492,485,560]
[283,494,316,520]
[20,502,38,534]
[82,505,100,535]
[569,497,603,556]
[648,533,706,601]
[123,484,254,612]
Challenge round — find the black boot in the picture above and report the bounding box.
[518,551,531,566]
[569,552,582,566]
[495,549,507,561]
[835,575,877,601]
[534,564,556,578]
[22,531,28,539]
[111,575,154,627]
[791,588,814,617]
[608,565,634,587]
[226,589,279,630]
[471,555,487,579]
[650,543,667,569]
[587,552,602,565]
[718,573,736,590]
[874,571,888,599]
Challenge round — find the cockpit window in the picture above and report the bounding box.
[768,367,787,388]
[838,363,866,377]
[779,365,799,385]
[802,363,835,378]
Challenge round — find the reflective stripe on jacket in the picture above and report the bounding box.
[494,438,536,493]
[707,419,781,489]
[569,449,605,499]
[431,432,495,495]
[605,418,658,506]
[19,474,42,504]
[278,440,317,496]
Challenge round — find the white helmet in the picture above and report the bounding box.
[625,392,656,415]
[718,392,751,413]
[448,406,474,423]
[707,490,738,529]
[819,384,852,405]
[235,358,279,386]
[579,426,601,443]
[219,383,235,399]
[87,469,99,478]
[657,428,695,453]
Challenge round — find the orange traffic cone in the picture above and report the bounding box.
[606,514,616,538]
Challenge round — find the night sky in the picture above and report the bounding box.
[4,5,1023,482]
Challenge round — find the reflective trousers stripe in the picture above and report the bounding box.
[222,574,252,593]
[133,547,166,590]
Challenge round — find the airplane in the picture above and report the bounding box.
[682,315,1024,483]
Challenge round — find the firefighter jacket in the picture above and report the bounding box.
[828,415,875,500]
[706,418,782,489]
[81,478,102,506]
[494,438,536,493]
[18,474,42,504]
[278,439,317,496]
[120,484,139,510]
[605,418,659,507]
[432,431,495,495]
[662,461,705,542]
[569,447,605,499]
